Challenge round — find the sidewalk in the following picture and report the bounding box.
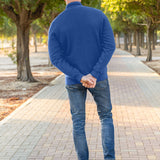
[0,49,160,160]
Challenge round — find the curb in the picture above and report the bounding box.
[120,48,160,78]
[0,73,64,126]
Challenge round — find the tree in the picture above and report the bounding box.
[101,0,146,54]
[0,0,48,81]
[37,0,65,35]
[126,0,160,61]
[0,15,16,49]
[102,0,131,51]
[31,21,43,53]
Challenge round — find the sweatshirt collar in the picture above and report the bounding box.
[66,1,82,9]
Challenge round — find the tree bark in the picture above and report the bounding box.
[151,28,156,50]
[155,29,157,45]
[128,32,132,52]
[34,33,37,53]
[139,31,142,47]
[16,24,36,82]
[136,30,141,56]
[48,57,53,67]
[133,31,136,46]
[145,33,148,49]
[141,32,144,48]
[2,2,45,82]
[118,32,121,48]
[124,33,128,51]
[146,23,152,61]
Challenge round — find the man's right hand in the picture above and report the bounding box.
[80,74,97,88]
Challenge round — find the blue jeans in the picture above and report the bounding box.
[65,78,115,160]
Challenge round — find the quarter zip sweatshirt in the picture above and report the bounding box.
[48,1,115,85]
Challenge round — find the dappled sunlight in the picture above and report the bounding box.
[4,98,68,122]
[112,104,160,156]
[112,105,160,124]
[108,71,158,77]
[112,54,133,58]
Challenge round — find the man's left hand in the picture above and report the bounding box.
[80,74,97,88]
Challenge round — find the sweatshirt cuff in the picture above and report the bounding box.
[90,70,100,79]
[76,73,84,83]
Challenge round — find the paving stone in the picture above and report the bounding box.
[0,49,160,159]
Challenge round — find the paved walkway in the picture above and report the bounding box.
[0,49,160,160]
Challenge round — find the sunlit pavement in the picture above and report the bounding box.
[0,49,160,160]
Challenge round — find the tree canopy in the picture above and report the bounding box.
[102,0,160,61]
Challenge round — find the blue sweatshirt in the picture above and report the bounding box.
[48,1,115,85]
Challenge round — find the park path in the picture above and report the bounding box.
[0,49,160,160]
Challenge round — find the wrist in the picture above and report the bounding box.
[90,71,99,79]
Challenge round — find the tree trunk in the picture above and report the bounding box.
[118,32,121,48]
[151,28,156,50]
[146,24,152,61]
[128,32,132,52]
[124,33,128,51]
[2,1,45,82]
[133,31,136,46]
[139,31,142,47]
[16,24,37,82]
[34,33,37,53]
[155,30,157,45]
[141,32,144,48]
[11,37,15,49]
[48,57,53,67]
[145,33,148,49]
[136,30,141,56]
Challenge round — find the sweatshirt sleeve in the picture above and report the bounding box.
[48,29,84,83]
[90,13,116,79]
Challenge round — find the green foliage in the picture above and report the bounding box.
[0,16,16,37]
[37,0,65,34]
[126,0,160,24]
[31,20,44,34]
[1,0,48,12]
[82,0,102,9]
[41,35,48,45]
[101,0,148,33]
[8,51,17,64]
[37,0,102,35]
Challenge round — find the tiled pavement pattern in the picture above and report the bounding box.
[0,49,160,160]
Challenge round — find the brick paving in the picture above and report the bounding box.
[0,49,160,160]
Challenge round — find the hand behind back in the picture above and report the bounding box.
[80,74,97,88]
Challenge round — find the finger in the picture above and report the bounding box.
[82,81,88,85]
[82,83,87,87]
[81,79,87,83]
[89,78,95,84]
[82,76,95,85]
[87,81,96,88]
[82,83,88,87]
[82,81,95,88]
[87,83,94,88]
[83,81,90,85]
[86,79,94,85]
[84,81,93,87]
[86,83,91,88]
[90,83,95,88]
[81,81,89,86]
